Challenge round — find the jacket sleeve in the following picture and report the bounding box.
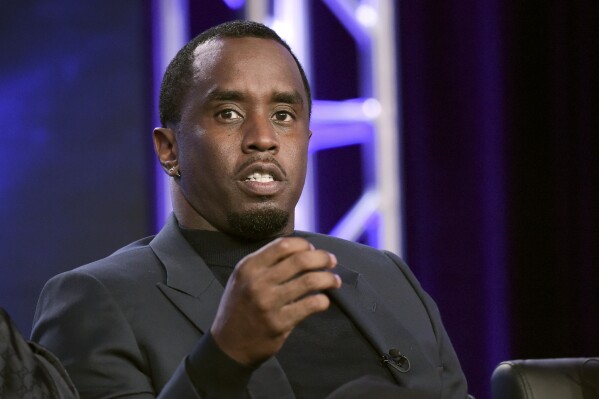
[31,271,252,399]
[383,251,471,399]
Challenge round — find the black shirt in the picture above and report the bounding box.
[180,227,395,399]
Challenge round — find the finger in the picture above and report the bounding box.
[276,270,342,305]
[267,249,337,284]
[240,237,314,270]
[279,292,333,329]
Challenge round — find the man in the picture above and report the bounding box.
[32,20,469,398]
[1,308,79,399]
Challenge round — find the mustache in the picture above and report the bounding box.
[235,155,287,177]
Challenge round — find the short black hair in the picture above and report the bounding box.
[159,20,312,127]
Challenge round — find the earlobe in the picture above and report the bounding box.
[153,127,181,178]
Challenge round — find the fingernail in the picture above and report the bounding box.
[329,253,337,266]
[335,274,342,286]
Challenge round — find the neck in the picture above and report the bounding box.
[170,181,217,231]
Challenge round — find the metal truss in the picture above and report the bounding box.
[152,0,405,255]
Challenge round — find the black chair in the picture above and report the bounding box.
[491,358,599,399]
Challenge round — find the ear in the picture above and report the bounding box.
[153,127,179,174]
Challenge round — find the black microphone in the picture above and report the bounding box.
[381,348,411,373]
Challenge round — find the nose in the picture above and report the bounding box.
[241,115,279,154]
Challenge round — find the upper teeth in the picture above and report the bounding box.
[246,173,274,182]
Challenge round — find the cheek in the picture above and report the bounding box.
[285,139,309,182]
[179,133,231,173]
[181,143,241,203]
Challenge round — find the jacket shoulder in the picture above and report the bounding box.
[57,235,160,284]
[296,231,382,253]
[295,231,405,270]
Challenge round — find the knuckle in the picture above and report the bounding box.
[300,271,334,291]
[277,237,310,252]
[264,315,287,334]
[271,318,288,333]
[293,251,312,267]
[249,288,269,308]
[275,237,293,251]
[234,259,254,278]
[305,293,330,312]
[294,250,330,269]
[253,296,267,311]
[301,272,320,289]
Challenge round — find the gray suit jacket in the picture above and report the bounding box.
[32,215,468,398]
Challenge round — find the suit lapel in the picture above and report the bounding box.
[149,215,224,333]
[149,215,295,398]
[330,265,438,385]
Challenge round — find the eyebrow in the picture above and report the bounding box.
[205,89,244,103]
[205,88,304,108]
[272,90,304,107]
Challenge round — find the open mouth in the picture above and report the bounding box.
[238,166,283,197]
[245,172,275,183]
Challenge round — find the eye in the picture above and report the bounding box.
[272,111,294,122]
[216,109,242,121]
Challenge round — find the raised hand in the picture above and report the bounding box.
[210,237,341,366]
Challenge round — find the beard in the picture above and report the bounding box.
[227,207,289,240]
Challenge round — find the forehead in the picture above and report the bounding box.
[188,37,306,99]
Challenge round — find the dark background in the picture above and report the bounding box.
[1,1,597,398]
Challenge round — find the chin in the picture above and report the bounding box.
[226,207,290,240]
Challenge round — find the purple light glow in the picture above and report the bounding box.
[223,0,245,10]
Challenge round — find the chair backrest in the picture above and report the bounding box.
[491,358,599,399]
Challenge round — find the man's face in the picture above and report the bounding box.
[174,37,311,238]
